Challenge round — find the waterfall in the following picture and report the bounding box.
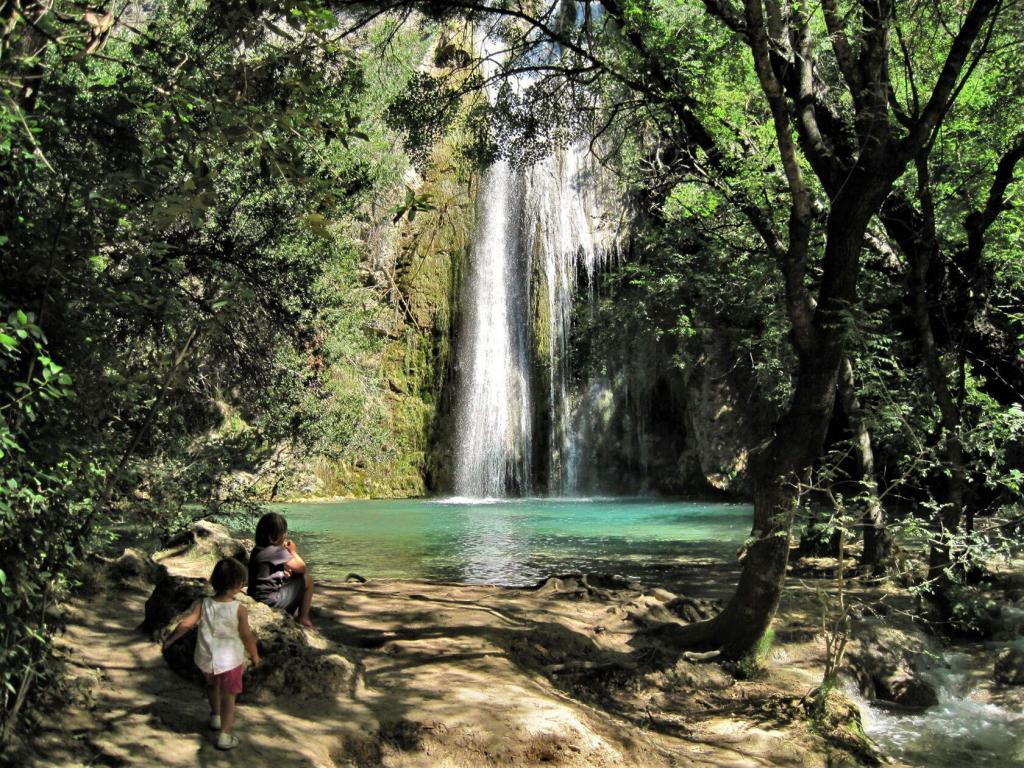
[524,145,610,494]
[451,21,614,498]
[452,31,532,497]
[452,154,533,497]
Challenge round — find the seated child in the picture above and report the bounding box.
[248,512,315,628]
[163,557,261,750]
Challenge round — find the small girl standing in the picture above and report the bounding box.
[163,557,261,750]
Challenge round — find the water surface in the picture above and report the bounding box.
[267,497,750,590]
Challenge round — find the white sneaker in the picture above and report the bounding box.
[216,733,240,750]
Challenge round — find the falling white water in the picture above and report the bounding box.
[452,19,615,498]
[452,30,533,498]
[524,144,611,494]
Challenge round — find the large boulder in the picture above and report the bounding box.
[803,687,881,766]
[83,548,168,593]
[846,623,940,708]
[994,647,1024,685]
[164,520,249,564]
[107,548,168,586]
[142,573,211,636]
[144,574,356,700]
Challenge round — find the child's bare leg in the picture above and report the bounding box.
[207,682,221,718]
[220,692,237,734]
[298,573,314,627]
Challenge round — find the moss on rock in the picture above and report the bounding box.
[304,33,479,500]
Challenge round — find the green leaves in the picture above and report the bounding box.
[333,112,370,148]
[0,0,407,736]
[3,310,43,345]
[391,186,436,224]
[302,212,332,237]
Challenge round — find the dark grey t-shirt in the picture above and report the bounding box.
[247,545,292,602]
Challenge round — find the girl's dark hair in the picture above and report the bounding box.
[255,512,288,547]
[210,558,247,595]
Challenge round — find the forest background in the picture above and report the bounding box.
[1,0,1022,746]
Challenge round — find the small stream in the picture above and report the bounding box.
[849,649,1024,767]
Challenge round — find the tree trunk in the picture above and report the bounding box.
[716,346,846,654]
[901,161,968,586]
[678,195,880,659]
[837,356,891,571]
[908,249,967,584]
[655,349,847,658]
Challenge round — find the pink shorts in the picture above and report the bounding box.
[203,665,243,695]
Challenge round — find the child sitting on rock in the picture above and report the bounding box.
[249,512,316,628]
[163,557,261,750]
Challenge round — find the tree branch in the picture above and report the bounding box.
[900,0,1001,161]
[744,0,815,352]
[821,0,860,96]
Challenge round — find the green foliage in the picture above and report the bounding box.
[392,186,438,223]
[0,310,99,741]
[945,585,1000,638]
[0,0,434,741]
[387,71,467,169]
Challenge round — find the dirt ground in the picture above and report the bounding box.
[26,553,876,768]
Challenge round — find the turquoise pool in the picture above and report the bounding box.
[263,497,751,589]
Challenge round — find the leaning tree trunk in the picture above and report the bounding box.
[712,335,847,657]
[652,341,850,658]
[663,205,875,659]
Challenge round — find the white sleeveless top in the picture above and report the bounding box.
[194,598,245,675]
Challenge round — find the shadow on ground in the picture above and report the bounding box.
[31,563,866,768]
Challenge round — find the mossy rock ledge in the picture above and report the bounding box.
[143,574,357,700]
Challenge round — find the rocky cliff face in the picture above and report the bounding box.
[679,329,766,494]
[288,32,478,500]
[298,162,761,498]
[565,322,763,497]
